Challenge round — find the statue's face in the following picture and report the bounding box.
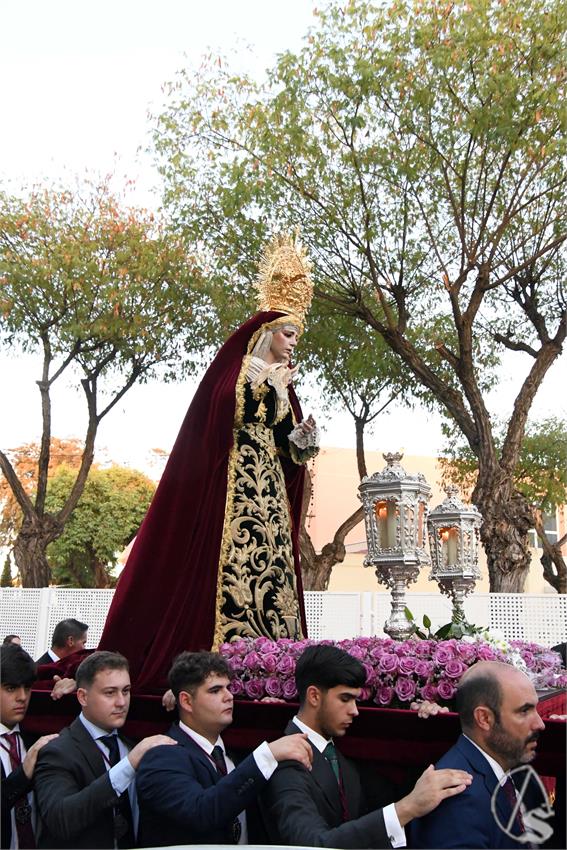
[266,325,299,364]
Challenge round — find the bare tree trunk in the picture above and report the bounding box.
[12,514,61,587]
[299,466,364,590]
[94,560,111,588]
[474,480,533,592]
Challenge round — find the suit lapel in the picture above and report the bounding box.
[69,718,107,779]
[169,723,219,782]
[285,720,343,817]
[455,735,511,828]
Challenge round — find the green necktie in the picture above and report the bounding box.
[323,741,341,783]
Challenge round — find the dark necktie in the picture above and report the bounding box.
[210,745,242,843]
[1,731,36,849]
[502,776,525,836]
[99,734,135,849]
[323,741,341,783]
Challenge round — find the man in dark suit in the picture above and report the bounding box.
[262,644,472,849]
[1,643,57,849]
[34,651,175,849]
[410,660,548,849]
[35,617,88,666]
[136,650,313,847]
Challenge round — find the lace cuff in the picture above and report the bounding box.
[289,423,320,450]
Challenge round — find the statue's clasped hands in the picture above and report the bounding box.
[297,414,316,433]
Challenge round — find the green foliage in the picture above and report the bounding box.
[441,416,567,512]
[404,605,485,640]
[0,556,12,587]
[153,0,564,421]
[0,177,214,386]
[45,464,154,587]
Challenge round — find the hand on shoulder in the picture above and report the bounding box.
[128,734,177,769]
[23,734,59,778]
[394,763,472,825]
[268,733,312,770]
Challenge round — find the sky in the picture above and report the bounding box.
[0,0,564,477]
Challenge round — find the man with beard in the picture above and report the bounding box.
[410,660,547,849]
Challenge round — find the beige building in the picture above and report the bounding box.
[307,446,565,595]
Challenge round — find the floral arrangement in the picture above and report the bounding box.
[219,634,567,709]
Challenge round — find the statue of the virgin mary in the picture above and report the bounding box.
[99,233,319,690]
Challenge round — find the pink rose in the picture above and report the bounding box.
[254,638,280,654]
[362,662,375,684]
[420,683,439,701]
[347,645,366,660]
[376,685,394,706]
[437,678,457,700]
[399,656,417,675]
[282,678,298,700]
[415,660,434,678]
[290,640,311,658]
[414,640,436,657]
[394,676,417,702]
[444,659,467,679]
[243,651,263,670]
[244,678,265,699]
[227,656,244,673]
[265,676,283,698]
[379,653,399,674]
[358,687,372,702]
[261,653,278,673]
[455,642,477,663]
[434,644,456,665]
[228,678,245,696]
[476,643,497,661]
[276,655,295,676]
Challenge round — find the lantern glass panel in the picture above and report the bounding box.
[375,499,397,548]
[439,526,458,566]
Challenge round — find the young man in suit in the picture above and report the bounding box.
[262,643,473,849]
[34,651,175,849]
[136,650,314,847]
[1,643,57,849]
[35,618,88,665]
[410,660,547,849]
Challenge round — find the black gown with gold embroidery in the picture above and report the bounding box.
[217,378,315,643]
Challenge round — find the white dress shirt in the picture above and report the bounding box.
[78,713,139,840]
[0,722,35,850]
[293,715,407,848]
[178,720,278,844]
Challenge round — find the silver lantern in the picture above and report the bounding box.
[427,485,482,623]
[358,452,431,639]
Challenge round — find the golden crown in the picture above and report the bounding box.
[255,231,313,321]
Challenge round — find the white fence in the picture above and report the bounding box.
[1,587,565,659]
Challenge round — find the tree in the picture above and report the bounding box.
[298,307,409,589]
[45,464,155,588]
[0,178,208,586]
[0,438,83,551]
[0,555,12,587]
[441,417,567,592]
[153,0,566,591]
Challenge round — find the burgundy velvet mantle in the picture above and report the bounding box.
[97,312,307,691]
